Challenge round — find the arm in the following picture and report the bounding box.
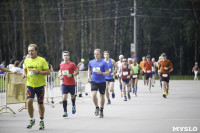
[112,59,117,76]
[0,67,11,72]
[22,68,27,79]
[88,68,92,82]
[32,69,50,75]
[98,70,109,76]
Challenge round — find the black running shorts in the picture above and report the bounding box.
[91,81,106,94]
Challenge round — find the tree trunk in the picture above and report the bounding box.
[21,0,26,56]
[114,1,118,57]
[81,0,84,58]
[57,2,64,51]
[41,1,48,52]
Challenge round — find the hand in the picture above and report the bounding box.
[96,70,102,75]
[31,70,39,74]
[66,74,73,78]
[111,73,114,76]
[59,75,63,80]
[22,74,26,79]
[88,77,91,83]
[164,67,168,70]
[127,75,131,79]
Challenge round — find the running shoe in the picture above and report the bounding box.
[63,112,68,117]
[72,106,76,114]
[127,92,131,100]
[124,96,127,101]
[107,99,111,104]
[99,110,104,118]
[94,107,99,116]
[152,84,154,87]
[163,94,167,98]
[39,121,45,130]
[112,93,115,99]
[27,119,35,129]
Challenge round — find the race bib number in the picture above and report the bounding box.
[162,74,168,77]
[29,70,37,77]
[123,71,128,76]
[132,75,138,78]
[62,70,69,75]
[93,67,100,72]
[147,70,151,73]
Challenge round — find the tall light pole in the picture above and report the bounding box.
[130,0,137,59]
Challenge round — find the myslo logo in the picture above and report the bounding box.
[172,127,198,132]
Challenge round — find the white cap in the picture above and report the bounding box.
[119,55,124,59]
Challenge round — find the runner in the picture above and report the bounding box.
[116,55,124,97]
[158,53,173,98]
[192,62,199,80]
[59,51,79,117]
[104,51,117,104]
[143,55,153,92]
[139,56,146,85]
[151,58,157,87]
[88,49,109,118]
[131,58,140,97]
[119,58,133,101]
[23,44,50,130]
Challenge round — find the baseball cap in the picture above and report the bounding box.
[81,59,85,62]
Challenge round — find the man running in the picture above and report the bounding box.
[119,58,133,101]
[139,56,146,85]
[158,53,173,98]
[104,51,117,104]
[116,55,124,97]
[59,51,79,117]
[88,49,109,118]
[143,55,153,92]
[131,58,140,97]
[23,44,50,130]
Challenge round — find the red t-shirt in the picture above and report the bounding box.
[60,61,77,85]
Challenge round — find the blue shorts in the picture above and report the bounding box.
[121,79,131,84]
[26,86,45,104]
[62,84,75,95]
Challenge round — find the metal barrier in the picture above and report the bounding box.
[0,73,27,116]
[44,71,91,106]
[76,71,91,100]
[45,71,62,107]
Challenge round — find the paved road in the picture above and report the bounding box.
[0,80,200,133]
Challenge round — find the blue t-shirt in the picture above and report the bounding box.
[105,58,114,80]
[88,59,109,83]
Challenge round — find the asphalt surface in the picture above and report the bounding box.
[0,80,200,133]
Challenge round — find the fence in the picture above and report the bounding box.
[0,71,91,114]
[44,71,91,106]
[0,73,26,115]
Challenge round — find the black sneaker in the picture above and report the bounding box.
[99,110,104,118]
[124,96,127,101]
[27,119,35,129]
[94,107,99,116]
[39,121,45,130]
[163,94,167,98]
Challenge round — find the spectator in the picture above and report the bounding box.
[10,60,23,73]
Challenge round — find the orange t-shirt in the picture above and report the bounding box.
[139,61,145,72]
[143,61,153,73]
[158,59,173,74]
